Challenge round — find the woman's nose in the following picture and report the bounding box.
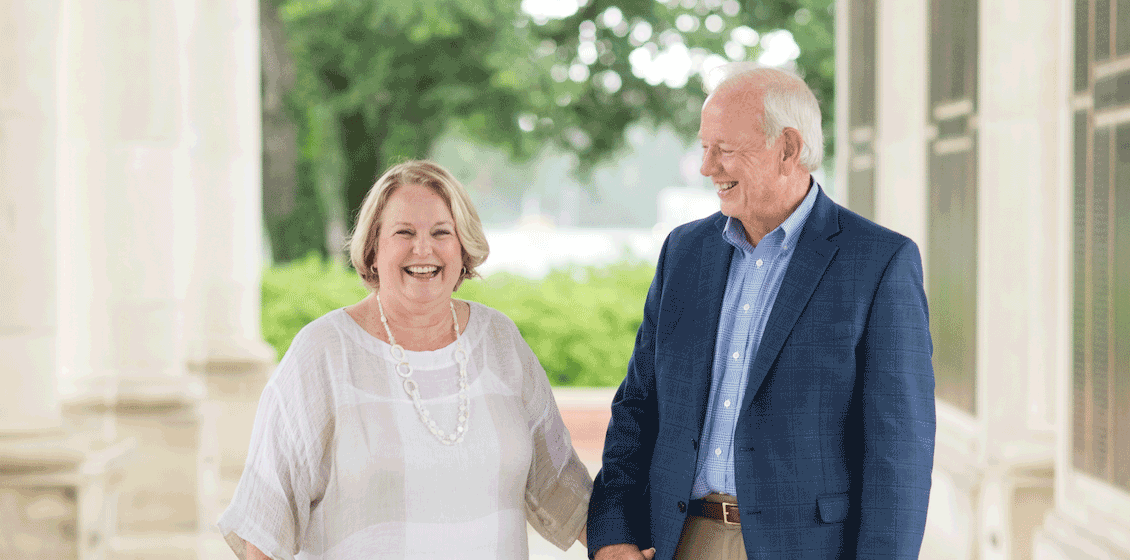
[412,237,431,255]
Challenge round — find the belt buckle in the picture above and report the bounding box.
[721,502,740,526]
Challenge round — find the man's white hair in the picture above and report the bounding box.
[705,62,824,171]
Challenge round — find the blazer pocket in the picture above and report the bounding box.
[816,492,849,524]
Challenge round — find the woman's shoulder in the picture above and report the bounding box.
[286,308,353,353]
[462,300,522,339]
[267,309,356,389]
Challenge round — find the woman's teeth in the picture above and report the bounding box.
[717,182,737,191]
[405,265,440,278]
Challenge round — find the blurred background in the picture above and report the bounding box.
[0,0,1126,559]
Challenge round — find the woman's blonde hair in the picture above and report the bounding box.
[348,160,489,291]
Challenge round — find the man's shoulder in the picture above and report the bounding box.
[653,212,728,269]
[825,199,916,256]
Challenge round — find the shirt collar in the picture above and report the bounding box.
[722,177,820,251]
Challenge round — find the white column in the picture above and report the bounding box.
[58,0,203,402]
[832,0,850,206]
[977,0,1060,452]
[180,0,274,501]
[184,0,275,370]
[0,0,63,434]
[977,0,1060,556]
[54,1,209,553]
[873,0,929,250]
[1,5,134,559]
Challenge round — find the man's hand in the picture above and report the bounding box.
[594,543,657,560]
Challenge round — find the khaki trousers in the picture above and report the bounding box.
[672,494,747,560]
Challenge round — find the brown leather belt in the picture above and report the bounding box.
[688,499,741,525]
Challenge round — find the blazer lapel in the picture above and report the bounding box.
[687,214,733,434]
[741,188,841,412]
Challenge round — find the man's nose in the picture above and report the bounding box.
[700,147,720,176]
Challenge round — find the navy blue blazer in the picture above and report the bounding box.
[588,187,935,559]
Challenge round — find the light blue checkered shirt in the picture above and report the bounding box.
[690,181,819,499]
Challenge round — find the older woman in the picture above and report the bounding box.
[218,160,592,559]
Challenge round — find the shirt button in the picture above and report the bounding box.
[743,304,750,311]
[756,258,763,267]
[715,448,722,456]
[732,352,740,360]
[724,399,731,407]
[783,244,788,250]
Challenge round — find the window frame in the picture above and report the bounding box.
[926,0,979,416]
[1069,0,1130,497]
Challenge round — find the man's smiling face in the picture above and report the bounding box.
[698,85,786,234]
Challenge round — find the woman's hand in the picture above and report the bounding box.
[594,543,657,560]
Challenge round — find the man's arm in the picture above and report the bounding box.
[855,239,936,559]
[587,236,670,557]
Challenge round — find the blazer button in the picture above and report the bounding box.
[691,439,698,450]
[677,501,686,513]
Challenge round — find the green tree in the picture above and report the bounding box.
[265,0,834,261]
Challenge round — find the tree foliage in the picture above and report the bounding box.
[266,0,834,261]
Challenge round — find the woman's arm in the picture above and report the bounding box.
[505,315,592,551]
[245,540,271,560]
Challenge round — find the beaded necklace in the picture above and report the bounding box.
[376,293,469,445]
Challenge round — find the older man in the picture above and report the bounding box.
[587,63,935,560]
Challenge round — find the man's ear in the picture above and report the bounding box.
[779,127,804,174]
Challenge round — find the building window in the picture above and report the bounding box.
[846,0,877,219]
[1072,0,1130,493]
[927,0,978,414]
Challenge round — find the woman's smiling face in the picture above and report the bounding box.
[374,183,464,306]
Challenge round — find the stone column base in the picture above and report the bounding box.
[979,462,1055,560]
[1034,510,1130,560]
[0,431,134,559]
[190,357,273,485]
[922,464,980,560]
[63,375,215,560]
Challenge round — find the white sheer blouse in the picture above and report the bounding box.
[218,301,592,559]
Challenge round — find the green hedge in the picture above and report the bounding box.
[261,254,655,387]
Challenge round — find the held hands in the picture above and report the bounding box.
[594,543,657,560]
